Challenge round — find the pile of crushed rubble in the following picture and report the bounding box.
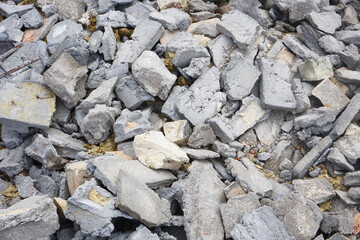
[1,0,360,239]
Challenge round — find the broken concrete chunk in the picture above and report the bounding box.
[335,30,360,47]
[14,174,38,198]
[298,56,334,81]
[116,169,171,227]
[0,139,30,177]
[25,134,68,170]
[183,160,226,240]
[293,178,335,204]
[113,109,152,143]
[222,53,261,100]
[97,10,127,28]
[318,35,345,54]
[312,78,349,113]
[307,11,341,34]
[254,111,283,146]
[132,51,177,101]
[327,148,355,172]
[260,58,296,111]
[65,161,90,196]
[171,45,210,68]
[157,0,187,10]
[44,52,87,108]
[348,187,360,200]
[232,206,292,240]
[288,0,319,23]
[0,195,59,240]
[335,68,360,85]
[176,67,226,126]
[127,225,160,240]
[166,31,199,53]
[99,26,116,61]
[89,30,104,53]
[134,131,189,171]
[0,82,55,129]
[81,105,118,145]
[220,193,261,238]
[163,120,192,145]
[55,0,85,20]
[0,2,33,17]
[216,10,263,51]
[294,107,337,129]
[320,211,353,235]
[207,34,235,69]
[150,8,191,31]
[46,20,83,54]
[182,147,220,159]
[182,57,210,78]
[333,124,360,165]
[125,2,156,28]
[187,123,215,148]
[226,158,272,198]
[21,8,43,29]
[283,34,319,60]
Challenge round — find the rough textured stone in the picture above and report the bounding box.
[0,195,60,240]
[283,34,319,60]
[116,169,171,227]
[44,52,87,108]
[163,120,192,145]
[231,206,292,240]
[222,53,261,100]
[55,0,85,20]
[348,187,360,200]
[113,109,152,143]
[134,131,189,171]
[65,161,90,196]
[166,31,199,53]
[318,35,345,54]
[294,107,337,129]
[216,10,263,51]
[99,26,116,61]
[182,147,220,160]
[0,2,33,17]
[171,45,210,68]
[14,174,38,198]
[343,171,360,188]
[127,225,160,240]
[335,68,360,85]
[220,193,261,238]
[0,82,55,129]
[293,178,335,204]
[97,10,127,28]
[207,34,235,69]
[20,8,43,29]
[187,123,215,148]
[150,8,191,31]
[288,0,319,23]
[125,2,156,28]
[333,124,360,165]
[320,211,353,235]
[226,158,272,198]
[335,30,360,47]
[176,67,226,126]
[25,134,67,170]
[183,161,226,240]
[161,86,187,121]
[307,11,341,34]
[298,56,334,81]
[260,58,296,111]
[327,148,355,172]
[132,51,177,100]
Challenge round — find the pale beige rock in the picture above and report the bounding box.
[160,29,180,47]
[299,56,334,81]
[134,131,190,170]
[66,161,90,196]
[312,78,350,112]
[163,120,192,145]
[193,34,211,46]
[157,0,188,10]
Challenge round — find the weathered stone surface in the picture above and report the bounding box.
[25,134,68,170]
[216,10,263,51]
[226,158,272,198]
[166,31,199,53]
[161,86,187,121]
[222,53,261,100]
[335,68,360,85]
[254,111,283,146]
[45,128,86,159]
[89,30,103,53]
[163,120,192,145]
[0,82,55,129]
[65,161,90,196]
[115,75,154,110]
[182,147,220,160]
[318,35,345,54]
[14,174,38,198]
[21,8,43,29]
[293,178,335,204]
[150,8,191,31]
[335,30,360,47]
[0,2,33,17]
[65,179,127,237]
[288,0,319,23]
[292,136,333,179]
[333,124,360,165]
[90,155,176,194]
[320,211,353,235]
[327,148,355,172]
[207,34,235,69]
[132,51,177,101]
[125,2,156,28]
[113,109,151,143]
[183,160,226,240]
[260,58,296,111]
[97,10,127,28]
[343,171,360,188]
[115,20,164,63]
[171,45,210,68]
[298,56,333,81]
[294,107,337,129]
[0,195,60,240]
[307,11,341,34]
[0,139,29,177]
[296,24,325,56]
[99,26,117,61]
[283,34,319,60]
[312,79,349,113]
[157,0,187,10]
[273,193,323,240]
[220,193,261,238]
[127,225,160,240]
[134,131,189,171]
[232,206,292,240]
[176,67,226,126]
[348,187,360,200]
[55,0,85,20]
[187,123,215,148]
[81,105,118,145]
[44,52,87,108]
[116,169,171,227]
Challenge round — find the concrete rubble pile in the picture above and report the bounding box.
[1,0,360,239]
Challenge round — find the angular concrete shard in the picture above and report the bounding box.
[44,52,88,108]
[116,169,172,227]
[0,82,55,129]
[183,161,226,240]
[65,161,90,196]
[150,8,191,31]
[132,51,177,100]
[134,131,189,171]
[232,206,292,240]
[307,11,341,34]
[207,34,236,69]
[260,58,296,111]
[222,53,261,100]
[163,120,192,145]
[89,155,176,194]
[333,124,360,165]
[299,56,334,81]
[176,67,226,126]
[335,68,360,85]
[312,78,349,113]
[0,195,60,240]
[293,178,335,204]
[216,10,263,51]
[226,158,272,198]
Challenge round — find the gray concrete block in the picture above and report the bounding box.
[150,8,191,31]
